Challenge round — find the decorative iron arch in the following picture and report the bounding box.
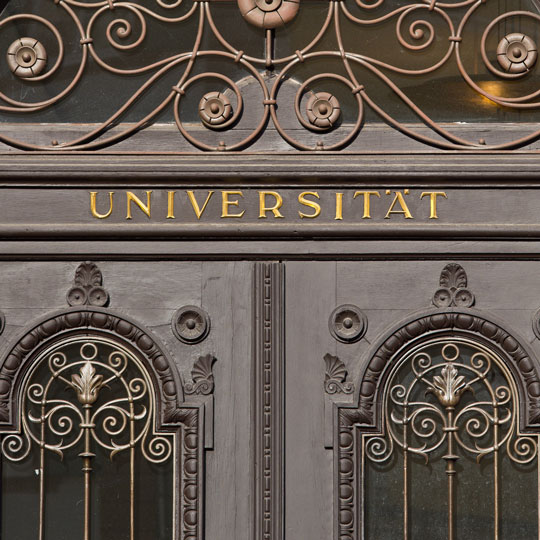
[0,306,204,540]
[0,307,187,428]
[336,309,540,540]
[348,309,540,429]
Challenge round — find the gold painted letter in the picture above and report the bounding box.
[420,191,447,219]
[126,191,152,220]
[222,191,245,218]
[188,190,215,220]
[353,191,380,219]
[298,191,321,219]
[384,190,413,219]
[335,192,343,220]
[167,191,176,219]
[259,191,284,219]
[90,191,114,219]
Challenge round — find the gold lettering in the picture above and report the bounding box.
[221,191,245,218]
[126,191,152,220]
[188,190,215,220]
[298,191,321,219]
[167,191,176,219]
[385,189,413,219]
[90,191,114,219]
[420,191,447,219]
[335,192,343,221]
[259,191,284,219]
[353,191,380,219]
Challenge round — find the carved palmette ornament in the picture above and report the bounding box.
[184,354,217,395]
[324,353,354,394]
[67,262,110,307]
[432,263,475,308]
[237,0,299,29]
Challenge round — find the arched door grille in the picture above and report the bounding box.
[363,338,539,540]
[1,336,176,540]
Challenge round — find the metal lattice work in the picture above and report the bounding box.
[363,339,539,540]
[0,0,540,151]
[0,337,176,540]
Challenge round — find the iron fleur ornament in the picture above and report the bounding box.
[1,0,540,151]
[71,361,104,405]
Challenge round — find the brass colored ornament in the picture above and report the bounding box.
[7,37,47,78]
[306,92,341,130]
[237,0,299,29]
[199,92,233,129]
[497,33,537,74]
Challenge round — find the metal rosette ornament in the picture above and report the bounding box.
[497,33,537,75]
[270,69,364,151]
[481,12,539,81]
[0,12,80,150]
[7,38,47,79]
[172,57,270,151]
[237,0,299,29]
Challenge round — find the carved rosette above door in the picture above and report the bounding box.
[333,263,540,540]
[1,0,540,151]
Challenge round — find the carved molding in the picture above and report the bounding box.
[432,263,475,308]
[335,309,540,540]
[254,262,284,540]
[324,353,353,395]
[67,262,110,307]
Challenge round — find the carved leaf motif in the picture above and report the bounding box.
[433,263,475,308]
[67,262,110,307]
[71,361,104,405]
[191,354,216,383]
[324,353,347,383]
[428,363,468,407]
[185,355,216,395]
[324,353,354,394]
[74,262,103,287]
[439,263,467,290]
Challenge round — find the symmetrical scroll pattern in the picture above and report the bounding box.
[1,338,176,540]
[367,341,537,466]
[2,0,540,151]
[363,339,539,539]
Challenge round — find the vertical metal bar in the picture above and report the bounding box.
[493,407,499,540]
[265,29,274,69]
[130,423,135,540]
[537,435,540,540]
[403,422,408,540]
[39,403,45,540]
[81,405,93,540]
[445,408,457,540]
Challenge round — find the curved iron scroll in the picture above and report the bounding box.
[0,308,205,540]
[1,0,540,151]
[336,311,540,540]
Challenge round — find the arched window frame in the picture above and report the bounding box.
[0,307,205,540]
[334,308,540,540]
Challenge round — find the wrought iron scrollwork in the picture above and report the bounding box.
[1,0,540,151]
[1,338,176,539]
[362,339,539,539]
